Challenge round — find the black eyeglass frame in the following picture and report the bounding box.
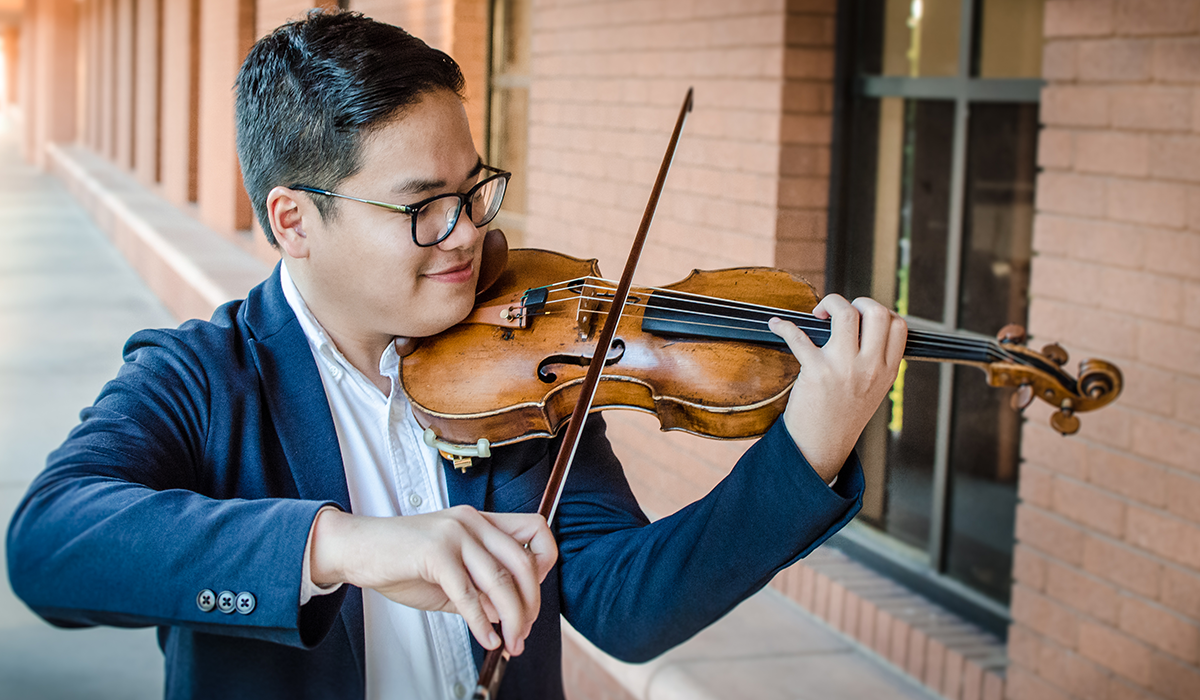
[289,165,511,247]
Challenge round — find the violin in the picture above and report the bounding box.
[403,246,1123,455]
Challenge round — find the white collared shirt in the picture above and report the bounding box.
[281,264,477,700]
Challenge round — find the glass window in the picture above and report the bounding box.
[831,0,1043,628]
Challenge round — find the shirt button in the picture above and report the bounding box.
[235,591,256,615]
[216,590,236,614]
[453,682,466,698]
[196,589,216,612]
[409,493,422,508]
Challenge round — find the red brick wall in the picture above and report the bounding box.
[24,0,77,168]
[1009,2,1200,699]
[132,0,160,186]
[195,0,255,235]
[777,0,836,292]
[160,0,199,208]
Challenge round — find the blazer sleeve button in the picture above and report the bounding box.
[196,589,216,612]
[216,590,236,614]
[235,591,256,615]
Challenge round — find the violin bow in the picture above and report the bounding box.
[471,87,694,700]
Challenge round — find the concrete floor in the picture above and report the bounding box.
[0,120,169,697]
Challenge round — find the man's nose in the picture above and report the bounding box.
[438,207,483,251]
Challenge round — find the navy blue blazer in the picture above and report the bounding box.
[7,266,864,699]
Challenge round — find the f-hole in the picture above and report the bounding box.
[537,339,626,383]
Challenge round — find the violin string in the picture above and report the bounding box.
[530,282,1021,364]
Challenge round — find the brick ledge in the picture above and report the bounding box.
[46,142,271,321]
[770,548,1007,700]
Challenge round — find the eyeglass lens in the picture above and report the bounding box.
[412,174,508,246]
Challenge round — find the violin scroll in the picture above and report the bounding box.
[983,325,1123,436]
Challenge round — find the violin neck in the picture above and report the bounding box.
[639,291,1003,366]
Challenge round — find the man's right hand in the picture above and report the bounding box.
[308,506,557,656]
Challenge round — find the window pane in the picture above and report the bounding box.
[976,0,1044,78]
[842,98,956,556]
[944,365,1020,604]
[957,103,1037,335]
[492,0,530,75]
[898,99,954,323]
[880,0,961,77]
[835,97,954,321]
[489,87,528,216]
[488,0,530,244]
[942,102,1038,605]
[857,359,940,552]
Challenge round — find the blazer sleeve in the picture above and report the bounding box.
[555,416,864,663]
[5,327,345,649]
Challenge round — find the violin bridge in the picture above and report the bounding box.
[575,281,600,340]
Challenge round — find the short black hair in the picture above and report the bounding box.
[235,10,466,245]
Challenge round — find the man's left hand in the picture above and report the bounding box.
[768,294,907,483]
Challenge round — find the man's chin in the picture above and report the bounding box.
[396,303,475,340]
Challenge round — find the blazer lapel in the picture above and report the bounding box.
[243,265,349,510]
[247,333,351,511]
[243,266,362,672]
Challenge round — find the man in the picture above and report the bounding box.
[7,10,906,700]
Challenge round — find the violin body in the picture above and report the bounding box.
[402,249,819,448]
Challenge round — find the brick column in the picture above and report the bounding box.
[17,0,36,161]
[79,0,97,150]
[160,0,198,207]
[24,0,77,169]
[1008,2,1200,700]
[133,0,161,184]
[349,0,488,153]
[449,0,488,153]
[776,1,836,293]
[195,0,254,234]
[2,26,19,107]
[97,0,115,159]
[114,0,134,168]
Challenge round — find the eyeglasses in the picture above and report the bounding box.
[290,165,511,247]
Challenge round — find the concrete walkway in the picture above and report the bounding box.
[0,119,168,697]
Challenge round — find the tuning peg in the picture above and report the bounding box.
[997,324,1027,345]
[1011,383,1034,411]
[1050,399,1080,435]
[1051,411,1081,435]
[1041,343,1069,366]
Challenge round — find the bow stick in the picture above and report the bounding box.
[472,87,694,700]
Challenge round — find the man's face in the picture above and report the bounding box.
[298,89,486,342]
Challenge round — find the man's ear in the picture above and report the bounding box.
[267,186,311,259]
